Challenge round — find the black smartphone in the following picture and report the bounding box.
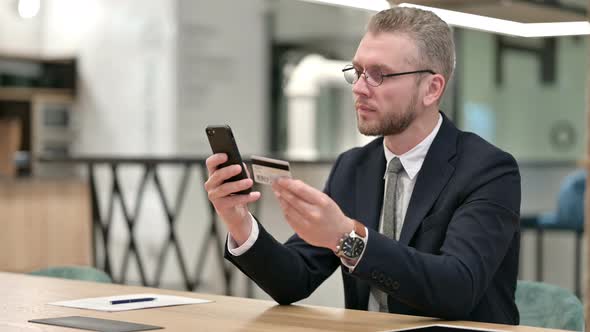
[205,125,251,195]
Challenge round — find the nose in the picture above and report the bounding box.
[352,74,371,97]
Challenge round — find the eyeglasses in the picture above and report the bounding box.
[342,64,435,87]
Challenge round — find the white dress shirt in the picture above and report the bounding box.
[228,114,443,311]
[367,114,442,311]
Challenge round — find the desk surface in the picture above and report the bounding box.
[0,272,565,332]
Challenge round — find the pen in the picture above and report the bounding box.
[110,297,156,305]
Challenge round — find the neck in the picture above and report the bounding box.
[383,110,439,156]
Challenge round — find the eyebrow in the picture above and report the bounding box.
[380,63,395,71]
[351,61,395,72]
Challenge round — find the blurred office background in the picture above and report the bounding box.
[0,0,587,309]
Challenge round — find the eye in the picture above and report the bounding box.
[365,67,382,80]
[352,66,363,77]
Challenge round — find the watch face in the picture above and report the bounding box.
[342,237,365,259]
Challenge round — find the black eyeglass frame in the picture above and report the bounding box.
[342,65,436,87]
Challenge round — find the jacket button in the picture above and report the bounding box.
[392,281,400,290]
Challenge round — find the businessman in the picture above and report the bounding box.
[205,7,520,325]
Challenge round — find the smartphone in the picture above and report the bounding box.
[205,125,251,195]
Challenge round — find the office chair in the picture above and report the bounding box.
[537,169,585,231]
[29,265,112,284]
[515,280,584,331]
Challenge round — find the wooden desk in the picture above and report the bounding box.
[0,272,565,332]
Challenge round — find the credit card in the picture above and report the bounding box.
[251,155,292,185]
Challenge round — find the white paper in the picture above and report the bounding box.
[49,293,212,312]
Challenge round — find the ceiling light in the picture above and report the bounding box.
[18,0,40,19]
[399,3,590,37]
[295,0,388,12]
[294,0,590,37]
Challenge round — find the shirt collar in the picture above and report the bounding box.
[383,113,443,180]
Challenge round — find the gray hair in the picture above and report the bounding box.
[367,7,456,85]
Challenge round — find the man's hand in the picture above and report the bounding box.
[204,153,261,245]
[272,178,354,250]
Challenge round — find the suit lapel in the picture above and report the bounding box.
[399,113,458,245]
[355,139,386,232]
[353,139,385,309]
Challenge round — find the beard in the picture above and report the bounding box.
[357,92,419,136]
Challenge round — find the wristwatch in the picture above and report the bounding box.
[334,220,367,260]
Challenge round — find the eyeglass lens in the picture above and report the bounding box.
[343,66,383,86]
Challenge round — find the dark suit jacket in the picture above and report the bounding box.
[226,113,521,325]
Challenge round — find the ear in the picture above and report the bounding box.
[422,74,446,107]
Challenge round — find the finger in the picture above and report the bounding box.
[216,191,261,209]
[243,162,252,179]
[274,186,319,222]
[205,164,243,191]
[276,195,311,234]
[275,178,327,206]
[209,178,254,200]
[206,153,228,175]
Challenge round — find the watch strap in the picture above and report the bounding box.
[352,220,366,237]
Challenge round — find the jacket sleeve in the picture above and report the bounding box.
[224,154,346,304]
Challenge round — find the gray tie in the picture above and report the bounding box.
[374,157,404,312]
[382,157,404,240]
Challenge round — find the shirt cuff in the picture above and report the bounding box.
[227,214,259,256]
[340,227,369,272]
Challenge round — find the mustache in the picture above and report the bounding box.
[355,101,375,109]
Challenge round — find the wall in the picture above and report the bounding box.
[174,0,268,156]
[460,30,587,161]
[42,0,176,155]
[0,0,42,55]
[39,0,268,156]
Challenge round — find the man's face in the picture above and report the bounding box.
[351,32,424,136]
